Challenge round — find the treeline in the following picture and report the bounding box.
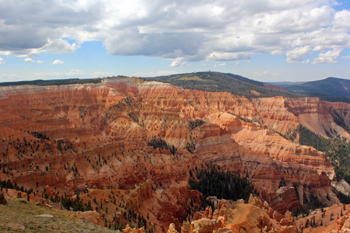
[292,125,350,203]
[0,179,33,201]
[30,131,50,140]
[147,136,177,155]
[297,125,350,187]
[188,119,204,130]
[61,193,93,212]
[0,78,102,87]
[292,184,326,217]
[188,164,257,202]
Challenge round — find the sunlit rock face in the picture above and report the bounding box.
[1,77,349,232]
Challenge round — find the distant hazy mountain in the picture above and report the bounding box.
[266,81,306,87]
[284,77,350,103]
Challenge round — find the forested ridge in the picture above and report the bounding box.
[146,72,300,98]
[293,125,350,185]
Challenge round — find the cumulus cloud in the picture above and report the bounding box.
[66,69,84,76]
[52,59,63,65]
[133,71,181,77]
[312,48,343,64]
[37,60,43,64]
[1,73,21,80]
[2,70,110,82]
[24,58,35,63]
[0,0,349,65]
[286,46,312,63]
[0,58,4,64]
[34,70,110,79]
[170,57,188,67]
[218,63,226,66]
[342,55,350,59]
[253,71,271,76]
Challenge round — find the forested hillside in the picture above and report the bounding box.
[146,72,301,98]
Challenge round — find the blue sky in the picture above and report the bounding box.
[1,0,350,82]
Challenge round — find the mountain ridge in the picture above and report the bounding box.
[285,77,350,97]
[144,71,300,98]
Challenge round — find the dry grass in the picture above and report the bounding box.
[177,76,205,81]
[0,197,117,233]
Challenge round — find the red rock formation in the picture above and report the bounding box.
[1,77,349,231]
[175,197,293,233]
[0,191,7,204]
[122,225,146,233]
[167,223,178,233]
[265,186,300,214]
[76,211,104,227]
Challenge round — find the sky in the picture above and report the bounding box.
[0,0,350,83]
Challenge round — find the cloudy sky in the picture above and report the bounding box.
[0,0,350,82]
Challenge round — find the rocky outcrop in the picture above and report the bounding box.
[75,211,104,227]
[122,225,145,233]
[191,217,226,233]
[126,179,152,210]
[0,191,7,204]
[167,223,178,233]
[332,179,350,196]
[331,208,350,232]
[176,198,276,233]
[265,186,300,214]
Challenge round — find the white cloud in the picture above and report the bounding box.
[24,58,35,63]
[342,55,350,59]
[34,70,110,79]
[235,61,240,66]
[253,71,270,76]
[302,59,310,64]
[0,58,4,64]
[218,63,226,66]
[1,73,21,80]
[286,46,312,63]
[312,48,343,64]
[271,50,284,55]
[66,69,84,76]
[133,71,181,77]
[37,60,43,64]
[206,52,250,61]
[52,59,64,65]
[1,70,110,82]
[200,63,207,66]
[0,0,349,65]
[170,57,188,67]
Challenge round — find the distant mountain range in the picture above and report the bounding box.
[266,81,306,87]
[284,77,350,96]
[279,77,350,103]
[1,72,350,103]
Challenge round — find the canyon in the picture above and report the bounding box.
[1,76,350,232]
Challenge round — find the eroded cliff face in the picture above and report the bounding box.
[0,77,349,232]
[171,196,296,233]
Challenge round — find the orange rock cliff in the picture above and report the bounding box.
[1,77,350,232]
